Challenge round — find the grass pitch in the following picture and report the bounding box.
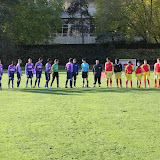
[0,71,160,160]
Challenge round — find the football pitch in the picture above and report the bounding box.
[0,70,160,160]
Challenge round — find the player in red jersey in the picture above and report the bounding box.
[135,61,142,88]
[125,61,134,88]
[154,58,160,88]
[105,57,114,88]
[141,60,150,88]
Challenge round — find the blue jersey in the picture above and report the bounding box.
[81,63,89,72]
[73,63,79,75]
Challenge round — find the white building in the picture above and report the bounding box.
[53,0,96,44]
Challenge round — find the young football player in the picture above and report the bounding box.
[50,59,59,88]
[114,58,122,88]
[33,57,43,88]
[73,58,79,88]
[16,59,23,88]
[8,61,16,88]
[105,57,114,88]
[65,58,73,88]
[154,58,160,88]
[45,58,52,88]
[0,60,3,90]
[141,60,150,88]
[135,61,142,88]
[92,60,103,88]
[25,58,34,88]
[81,58,89,87]
[125,61,134,88]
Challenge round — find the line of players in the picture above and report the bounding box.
[0,57,160,90]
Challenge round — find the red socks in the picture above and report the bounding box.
[155,79,157,87]
[120,79,122,87]
[110,79,112,87]
[106,79,109,87]
[144,79,146,87]
[126,80,128,88]
[137,81,141,88]
[116,79,118,87]
[131,81,133,88]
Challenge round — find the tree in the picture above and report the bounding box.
[0,0,19,48]
[67,0,93,44]
[95,0,160,43]
[2,0,64,45]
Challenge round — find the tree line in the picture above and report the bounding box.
[0,0,160,46]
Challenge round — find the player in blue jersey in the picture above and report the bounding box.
[81,58,89,87]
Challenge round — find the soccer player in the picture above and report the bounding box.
[65,58,73,88]
[0,60,3,90]
[50,59,59,88]
[114,58,122,88]
[16,59,23,88]
[135,61,142,88]
[73,58,79,88]
[105,57,113,88]
[92,60,102,88]
[25,58,34,88]
[142,60,150,88]
[33,57,43,88]
[125,61,134,88]
[8,61,16,89]
[81,58,89,87]
[154,58,160,88]
[45,58,52,88]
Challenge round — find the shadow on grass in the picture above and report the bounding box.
[11,87,160,95]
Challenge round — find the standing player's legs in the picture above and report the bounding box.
[126,74,132,88]
[56,73,59,87]
[45,73,50,88]
[147,75,150,88]
[98,76,101,87]
[30,78,32,88]
[154,73,158,87]
[93,75,97,87]
[106,78,109,87]
[86,77,89,87]
[110,78,112,87]
[157,73,160,88]
[66,72,73,88]
[106,72,112,87]
[26,78,29,88]
[136,74,141,88]
[82,72,88,87]
[9,74,14,88]
[143,73,147,88]
[82,78,85,87]
[50,73,56,87]
[36,71,41,88]
[126,80,128,88]
[73,74,77,87]
[115,73,120,88]
[120,79,122,87]
[0,76,2,90]
[70,78,73,88]
[17,72,21,88]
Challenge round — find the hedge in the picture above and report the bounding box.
[0,44,160,68]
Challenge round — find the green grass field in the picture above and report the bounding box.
[0,70,160,160]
